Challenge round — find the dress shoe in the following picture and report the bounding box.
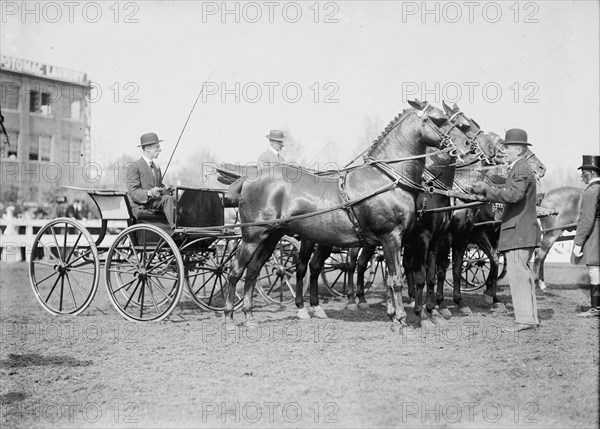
[503,323,539,333]
[577,307,600,318]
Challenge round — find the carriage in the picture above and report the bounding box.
[28,185,307,322]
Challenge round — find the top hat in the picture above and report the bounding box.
[138,132,163,147]
[577,154,600,171]
[503,128,531,146]
[266,130,285,142]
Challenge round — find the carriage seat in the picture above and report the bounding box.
[131,207,173,235]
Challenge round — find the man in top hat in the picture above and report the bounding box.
[126,132,176,229]
[571,154,600,318]
[258,130,286,168]
[471,128,542,332]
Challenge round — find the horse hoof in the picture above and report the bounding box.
[297,308,311,319]
[312,306,328,319]
[431,316,447,326]
[358,302,370,310]
[421,319,436,331]
[483,294,494,306]
[438,308,452,319]
[538,280,547,291]
[492,302,508,313]
[224,321,237,333]
[390,323,402,334]
[346,303,358,311]
[458,306,473,316]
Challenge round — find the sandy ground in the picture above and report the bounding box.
[0,262,598,428]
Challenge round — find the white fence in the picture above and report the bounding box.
[0,218,127,263]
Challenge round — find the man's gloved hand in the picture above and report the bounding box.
[149,187,162,198]
[572,244,583,257]
[470,181,487,195]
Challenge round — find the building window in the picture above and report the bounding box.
[69,139,82,163]
[29,90,53,115]
[29,135,52,162]
[70,100,81,120]
[1,83,19,110]
[1,131,18,159]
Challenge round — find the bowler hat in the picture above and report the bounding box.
[577,155,600,171]
[138,132,163,147]
[266,130,285,142]
[503,128,531,146]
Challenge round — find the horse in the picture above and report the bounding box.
[223,99,478,332]
[533,186,582,289]
[401,103,500,328]
[296,102,497,320]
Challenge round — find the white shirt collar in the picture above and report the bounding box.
[507,156,525,171]
[269,147,280,156]
[589,177,600,184]
[142,155,154,166]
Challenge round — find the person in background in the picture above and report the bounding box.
[571,155,600,318]
[471,128,542,333]
[258,130,286,167]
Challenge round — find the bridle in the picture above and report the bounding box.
[447,110,497,165]
[413,103,466,163]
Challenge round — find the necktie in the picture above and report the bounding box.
[150,161,159,187]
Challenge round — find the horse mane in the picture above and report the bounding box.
[365,108,411,158]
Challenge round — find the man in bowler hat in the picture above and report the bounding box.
[258,130,286,168]
[471,128,542,332]
[571,154,600,318]
[126,132,176,229]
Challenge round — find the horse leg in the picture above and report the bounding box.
[379,233,408,333]
[295,239,315,319]
[435,235,453,320]
[241,234,281,324]
[307,245,332,318]
[533,230,561,290]
[225,239,260,330]
[356,245,376,309]
[409,233,432,330]
[476,231,505,311]
[450,237,473,315]
[345,247,359,311]
[403,244,416,308]
[426,244,446,326]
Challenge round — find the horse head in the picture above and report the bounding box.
[405,99,474,162]
[524,148,546,181]
[442,101,497,164]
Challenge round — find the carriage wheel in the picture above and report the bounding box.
[105,224,184,322]
[182,237,244,312]
[364,247,386,292]
[256,236,308,305]
[29,218,100,315]
[460,244,491,292]
[320,248,353,297]
[498,252,507,280]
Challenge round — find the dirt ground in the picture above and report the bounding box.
[0,262,598,428]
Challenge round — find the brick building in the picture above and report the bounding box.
[1,55,91,207]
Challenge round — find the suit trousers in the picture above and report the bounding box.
[504,247,539,325]
[148,195,176,229]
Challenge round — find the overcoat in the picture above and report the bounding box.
[126,157,164,209]
[481,157,541,252]
[257,149,284,167]
[574,180,600,265]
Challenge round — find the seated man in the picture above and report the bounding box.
[126,132,176,228]
[258,129,286,167]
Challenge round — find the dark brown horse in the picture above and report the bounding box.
[223,100,478,332]
[533,186,582,289]
[295,102,497,320]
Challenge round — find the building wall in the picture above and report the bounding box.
[1,66,91,205]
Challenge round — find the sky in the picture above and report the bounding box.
[2,0,599,184]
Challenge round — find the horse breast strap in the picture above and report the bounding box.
[337,172,374,246]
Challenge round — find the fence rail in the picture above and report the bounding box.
[0,218,128,263]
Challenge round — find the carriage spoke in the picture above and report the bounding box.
[66,272,90,295]
[123,279,142,310]
[50,227,65,263]
[65,273,78,309]
[111,277,138,294]
[44,273,62,302]
[64,232,83,264]
[34,268,59,285]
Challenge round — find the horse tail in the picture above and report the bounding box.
[225,177,244,206]
[536,192,545,206]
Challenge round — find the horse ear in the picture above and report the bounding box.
[442,100,452,114]
[408,99,424,110]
